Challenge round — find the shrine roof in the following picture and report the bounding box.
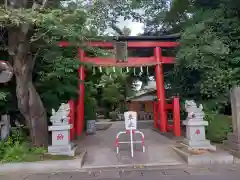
[113,34,180,42]
[126,88,156,101]
[58,34,180,49]
[93,34,180,42]
[126,82,172,101]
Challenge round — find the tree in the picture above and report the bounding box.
[122,26,131,36]
[35,46,80,114]
[0,0,91,146]
[130,0,240,113]
[0,0,173,146]
[100,70,128,111]
[162,0,192,33]
[88,0,171,35]
[3,0,51,147]
[172,1,240,112]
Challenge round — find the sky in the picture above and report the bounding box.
[108,16,150,91]
[107,16,144,36]
[106,7,145,36]
[62,1,153,90]
[63,0,145,35]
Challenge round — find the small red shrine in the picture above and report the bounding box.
[59,35,181,139]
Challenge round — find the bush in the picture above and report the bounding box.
[180,98,187,121]
[0,128,46,163]
[205,113,232,143]
[109,111,118,121]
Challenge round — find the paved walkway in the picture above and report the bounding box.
[2,165,240,180]
[78,122,184,168]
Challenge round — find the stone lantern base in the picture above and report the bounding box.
[173,100,233,165]
[182,139,216,151]
[182,119,216,151]
[48,142,77,157]
[48,121,76,157]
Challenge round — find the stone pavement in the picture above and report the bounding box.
[1,121,239,178]
[2,165,240,180]
[79,121,183,168]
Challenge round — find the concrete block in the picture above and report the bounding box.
[172,146,234,165]
[48,143,77,156]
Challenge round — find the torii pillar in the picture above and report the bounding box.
[154,47,167,132]
[76,49,85,137]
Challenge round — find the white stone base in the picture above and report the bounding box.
[182,139,216,151]
[173,146,234,165]
[48,143,77,156]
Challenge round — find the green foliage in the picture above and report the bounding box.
[171,3,240,112]
[84,81,98,120]
[83,67,132,120]
[179,98,187,120]
[100,72,126,110]
[0,0,169,127]
[0,1,97,132]
[35,47,80,114]
[205,113,232,143]
[139,0,240,114]
[0,128,46,163]
[193,0,222,9]
[88,0,170,34]
[1,142,44,163]
[0,86,15,114]
[162,0,192,33]
[109,111,118,121]
[0,1,112,121]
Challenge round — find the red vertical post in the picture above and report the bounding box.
[68,100,75,140]
[76,49,85,137]
[173,97,181,136]
[153,102,158,128]
[154,47,167,132]
[166,109,169,131]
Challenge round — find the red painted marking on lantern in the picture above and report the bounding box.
[195,129,200,135]
[57,134,64,140]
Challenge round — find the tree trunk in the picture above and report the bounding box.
[8,27,48,147]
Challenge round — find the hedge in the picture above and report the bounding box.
[205,113,232,143]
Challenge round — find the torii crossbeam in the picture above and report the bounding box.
[59,35,181,139]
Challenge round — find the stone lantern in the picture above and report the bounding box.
[182,100,216,151]
[48,103,76,156]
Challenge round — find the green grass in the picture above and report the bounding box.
[18,154,75,162]
[0,141,74,163]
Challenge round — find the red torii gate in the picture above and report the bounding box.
[59,36,181,139]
